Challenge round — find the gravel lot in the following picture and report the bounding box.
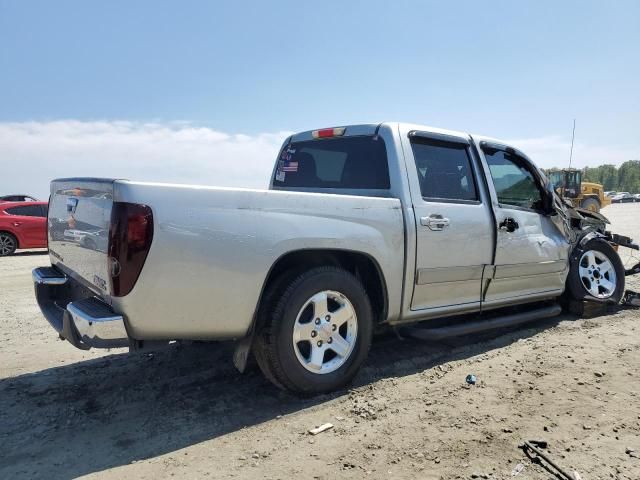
[1,204,639,480]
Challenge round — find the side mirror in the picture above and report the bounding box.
[542,183,558,215]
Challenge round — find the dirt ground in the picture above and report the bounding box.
[1,204,639,480]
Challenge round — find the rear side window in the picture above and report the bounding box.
[410,138,478,202]
[5,205,46,217]
[273,136,390,189]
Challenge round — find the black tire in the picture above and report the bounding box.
[580,197,600,213]
[566,238,625,304]
[0,232,18,257]
[253,266,373,395]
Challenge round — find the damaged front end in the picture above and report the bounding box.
[551,195,640,305]
[565,204,639,264]
[551,191,637,253]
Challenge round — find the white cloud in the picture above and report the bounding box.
[506,135,639,170]
[1,121,637,200]
[0,120,292,199]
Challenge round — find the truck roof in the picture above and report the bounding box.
[288,122,531,165]
[289,122,506,146]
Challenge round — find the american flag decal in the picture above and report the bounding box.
[282,161,298,172]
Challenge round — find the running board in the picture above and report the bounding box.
[401,304,562,341]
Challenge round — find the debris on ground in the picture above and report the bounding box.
[308,423,334,435]
[465,374,477,385]
[521,440,579,480]
[623,289,640,307]
[510,463,525,476]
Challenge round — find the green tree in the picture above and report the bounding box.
[617,160,640,193]
[584,164,618,190]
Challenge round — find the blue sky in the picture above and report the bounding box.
[1,1,639,196]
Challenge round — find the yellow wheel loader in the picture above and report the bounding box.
[547,168,611,213]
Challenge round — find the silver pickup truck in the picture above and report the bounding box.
[33,122,636,394]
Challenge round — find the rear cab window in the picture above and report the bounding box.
[272,135,390,192]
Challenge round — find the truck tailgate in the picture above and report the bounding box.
[48,178,116,297]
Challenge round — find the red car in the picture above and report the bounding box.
[0,201,48,256]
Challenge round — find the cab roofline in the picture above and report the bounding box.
[288,122,470,142]
[288,123,521,158]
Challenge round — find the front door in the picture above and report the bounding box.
[404,131,494,313]
[479,145,570,306]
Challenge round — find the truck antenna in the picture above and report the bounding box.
[568,119,576,169]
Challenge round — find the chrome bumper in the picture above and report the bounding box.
[33,266,129,349]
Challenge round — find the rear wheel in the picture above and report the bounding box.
[580,197,600,213]
[567,238,625,303]
[0,232,17,256]
[253,266,373,395]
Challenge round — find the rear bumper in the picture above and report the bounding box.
[33,266,130,349]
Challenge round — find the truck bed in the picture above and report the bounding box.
[48,179,405,340]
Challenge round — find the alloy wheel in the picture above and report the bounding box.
[0,234,16,256]
[292,290,358,374]
[578,249,617,298]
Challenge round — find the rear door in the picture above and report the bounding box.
[5,204,46,247]
[401,129,494,313]
[478,143,570,305]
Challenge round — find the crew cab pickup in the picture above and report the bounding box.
[34,123,635,394]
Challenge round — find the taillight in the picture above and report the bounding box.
[108,202,153,297]
[312,127,346,139]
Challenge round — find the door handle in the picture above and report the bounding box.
[420,214,450,231]
[499,217,519,233]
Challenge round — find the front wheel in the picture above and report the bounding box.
[253,266,373,395]
[566,238,625,303]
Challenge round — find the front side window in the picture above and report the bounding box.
[483,149,543,210]
[273,135,390,190]
[410,138,478,202]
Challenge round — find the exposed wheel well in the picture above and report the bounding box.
[258,249,388,325]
